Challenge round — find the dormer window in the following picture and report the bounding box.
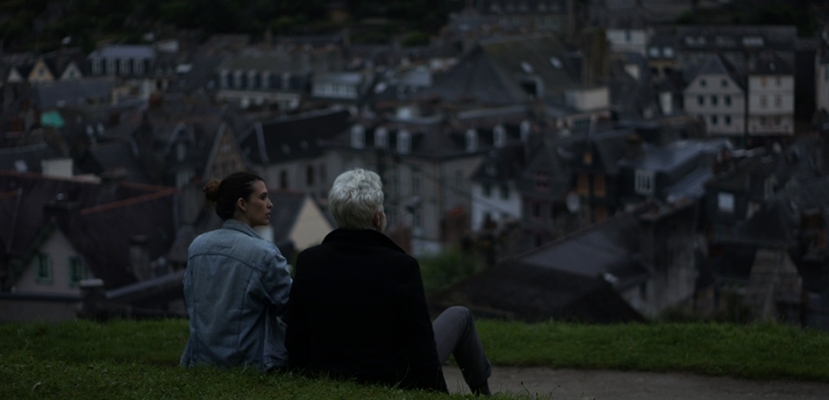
[234,70,243,88]
[374,127,388,148]
[549,57,562,69]
[120,58,131,75]
[493,125,507,148]
[520,120,532,142]
[465,128,478,152]
[648,47,660,58]
[106,59,116,75]
[397,129,411,154]
[245,70,256,89]
[663,47,674,58]
[261,71,271,89]
[176,142,187,162]
[634,169,654,196]
[134,59,144,74]
[91,58,102,74]
[350,124,365,149]
[220,70,229,88]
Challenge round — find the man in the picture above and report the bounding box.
[285,169,492,394]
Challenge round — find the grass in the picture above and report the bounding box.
[1,319,829,399]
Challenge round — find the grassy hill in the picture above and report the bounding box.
[2,318,828,399]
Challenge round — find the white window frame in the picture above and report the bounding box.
[634,169,655,196]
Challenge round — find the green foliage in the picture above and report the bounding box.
[402,31,431,47]
[419,247,479,294]
[2,318,829,398]
[477,319,829,381]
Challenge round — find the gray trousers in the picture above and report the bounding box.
[433,306,492,390]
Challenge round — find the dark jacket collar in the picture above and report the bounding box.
[322,228,407,254]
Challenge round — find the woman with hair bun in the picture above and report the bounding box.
[181,172,292,372]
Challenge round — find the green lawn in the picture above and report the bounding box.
[1,318,828,399]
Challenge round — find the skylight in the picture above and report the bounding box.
[521,61,534,73]
[549,57,562,68]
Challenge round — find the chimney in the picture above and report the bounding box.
[626,134,643,161]
[129,235,151,281]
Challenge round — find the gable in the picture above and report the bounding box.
[60,62,83,80]
[12,225,93,295]
[28,60,55,83]
[8,68,24,83]
[288,197,334,251]
[204,124,247,181]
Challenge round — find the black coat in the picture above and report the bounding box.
[284,228,447,392]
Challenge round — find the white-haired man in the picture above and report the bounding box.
[285,169,492,394]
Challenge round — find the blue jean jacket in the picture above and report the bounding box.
[180,219,292,371]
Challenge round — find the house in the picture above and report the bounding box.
[747,54,795,137]
[88,45,155,78]
[417,34,609,120]
[429,200,702,322]
[34,77,115,110]
[260,190,335,256]
[322,113,498,255]
[0,143,63,174]
[0,171,178,322]
[239,108,351,200]
[131,95,249,187]
[215,47,343,110]
[310,71,369,108]
[683,55,746,138]
[471,0,575,36]
[618,137,730,208]
[469,142,527,232]
[673,25,797,77]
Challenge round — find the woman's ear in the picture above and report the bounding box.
[236,197,247,213]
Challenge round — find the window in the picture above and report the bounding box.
[717,192,735,213]
[106,59,116,75]
[593,175,606,197]
[134,59,144,74]
[711,115,718,125]
[120,58,130,75]
[350,125,365,149]
[761,76,767,87]
[397,130,411,154]
[319,163,327,184]
[576,173,589,195]
[697,95,704,106]
[663,47,674,58]
[91,58,102,74]
[634,169,654,196]
[36,253,52,284]
[532,202,541,219]
[776,76,781,86]
[483,183,492,197]
[711,95,718,106]
[725,115,732,125]
[648,47,660,58]
[721,79,728,87]
[412,169,421,192]
[775,95,782,108]
[499,184,509,200]
[455,170,463,190]
[725,95,731,106]
[775,116,781,125]
[68,257,85,287]
[760,95,767,107]
[279,170,288,189]
[534,171,550,192]
[700,79,706,87]
[374,127,388,148]
[306,166,314,186]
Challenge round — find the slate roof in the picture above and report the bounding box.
[689,54,745,90]
[428,208,651,323]
[34,77,115,109]
[0,143,62,174]
[417,34,583,106]
[470,143,527,184]
[239,109,351,166]
[0,171,176,289]
[620,139,728,173]
[675,25,797,53]
[76,140,152,184]
[750,53,794,76]
[88,45,156,60]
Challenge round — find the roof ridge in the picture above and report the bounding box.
[80,188,176,216]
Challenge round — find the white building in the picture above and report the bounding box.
[747,55,794,136]
[684,55,746,137]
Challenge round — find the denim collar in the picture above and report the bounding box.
[222,218,264,240]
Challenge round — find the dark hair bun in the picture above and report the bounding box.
[203,179,222,203]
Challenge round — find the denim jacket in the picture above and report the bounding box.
[180,219,292,371]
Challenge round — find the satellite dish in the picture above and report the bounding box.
[566,192,581,214]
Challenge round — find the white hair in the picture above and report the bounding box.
[328,169,385,230]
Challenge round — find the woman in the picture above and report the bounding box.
[180,172,292,371]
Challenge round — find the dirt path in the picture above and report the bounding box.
[442,366,829,399]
